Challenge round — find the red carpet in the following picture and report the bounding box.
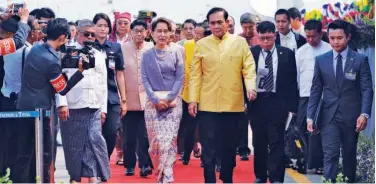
[107,155,256,183]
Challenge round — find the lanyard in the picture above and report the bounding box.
[261,47,275,60]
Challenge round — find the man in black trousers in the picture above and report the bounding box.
[307,20,373,183]
[249,21,298,183]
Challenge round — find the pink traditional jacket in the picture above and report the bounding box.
[121,40,153,111]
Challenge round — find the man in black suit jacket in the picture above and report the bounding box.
[307,20,373,183]
[249,21,298,183]
[274,9,306,52]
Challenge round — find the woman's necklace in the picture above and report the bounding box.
[153,47,167,59]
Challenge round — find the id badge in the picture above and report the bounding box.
[345,72,356,81]
[259,68,269,76]
[258,77,265,89]
[109,60,116,70]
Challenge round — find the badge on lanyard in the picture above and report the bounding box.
[345,69,356,81]
[258,78,265,89]
[259,68,269,76]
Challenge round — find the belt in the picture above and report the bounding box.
[257,92,276,98]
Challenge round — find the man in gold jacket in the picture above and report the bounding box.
[188,7,257,183]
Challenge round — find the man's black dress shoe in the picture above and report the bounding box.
[240,153,249,161]
[125,168,135,176]
[182,159,189,165]
[140,166,152,177]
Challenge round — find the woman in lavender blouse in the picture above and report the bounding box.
[141,18,184,183]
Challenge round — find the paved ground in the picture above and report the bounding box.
[54,126,323,183]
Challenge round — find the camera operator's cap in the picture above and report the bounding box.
[240,13,260,24]
[137,10,157,19]
[0,17,19,33]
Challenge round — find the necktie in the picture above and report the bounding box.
[336,54,344,85]
[263,51,274,91]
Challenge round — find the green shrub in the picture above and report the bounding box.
[356,133,375,183]
[0,168,12,183]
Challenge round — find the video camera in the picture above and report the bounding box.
[60,41,96,70]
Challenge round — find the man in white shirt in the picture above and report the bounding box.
[295,20,332,174]
[274,9,306,52]
[56,19,110,183]
[288,8,306,38]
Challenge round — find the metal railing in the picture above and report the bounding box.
[0,109,53,183]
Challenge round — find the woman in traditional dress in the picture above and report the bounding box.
[141,18,184,183]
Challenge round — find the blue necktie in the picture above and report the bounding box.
[336,54,344,85]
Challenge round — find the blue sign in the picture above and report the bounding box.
[0,111,40,118]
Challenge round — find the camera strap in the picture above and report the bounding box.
[21,46,26,74]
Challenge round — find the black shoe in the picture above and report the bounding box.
[182,159,189,165]
[240,153,249,161]
[125,168,135,176]
[140,166,152,177]
[215,165,221,172]
[254,178,267,183]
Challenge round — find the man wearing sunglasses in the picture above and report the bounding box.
[56,19,110,183]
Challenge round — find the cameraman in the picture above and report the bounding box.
[56,19,110,183]
[16,18,85,183]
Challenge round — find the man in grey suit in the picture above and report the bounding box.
[307,20,373,183]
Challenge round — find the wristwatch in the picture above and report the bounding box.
[361,113,370,119]
[121,99,127,103]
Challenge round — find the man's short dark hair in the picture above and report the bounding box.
[206,7,228,22]
[257,21,276,34]
[27,15,37,30]
[131,19,147,30]
[327,20,350,36]
[151,18,172,32]
[46,18,70,41]
[183,19,197,28]
[304,20,322,33]
[36,7,55,19]
[29,9,40,17]
[275,9,290,21]
[93,13,112,34]
[288,7,301,21]
[68,21,76,26]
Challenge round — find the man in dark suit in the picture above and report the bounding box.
[249,21,298,183]
[307,20,373,183]
[274,9,306,52]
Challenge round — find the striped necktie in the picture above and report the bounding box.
[263,51,274,91]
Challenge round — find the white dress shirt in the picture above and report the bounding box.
[279,31,298,52]
[56,42,108,113]
[333,46,349,75]
[296,41,332,97]
[256,45,278,93]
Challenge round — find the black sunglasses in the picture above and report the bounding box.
[83,31,95,38]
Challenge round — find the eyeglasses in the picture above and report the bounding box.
[38,20,48,25]
[133,29,145,34]
[117,21,129,26]
[258,36,274,42]
[83,31,95,38]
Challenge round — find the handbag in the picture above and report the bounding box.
[154,91,176,107]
